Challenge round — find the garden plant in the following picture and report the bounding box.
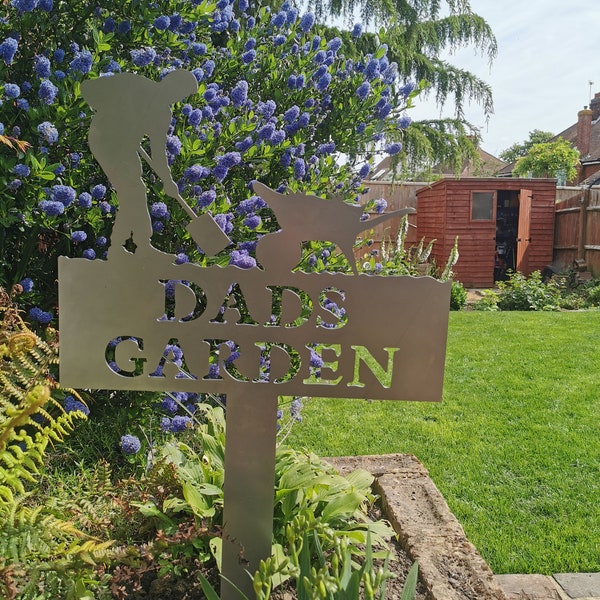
[468,269,600,312]
[0,0,419,317]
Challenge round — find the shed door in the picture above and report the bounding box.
[516,189,532,273]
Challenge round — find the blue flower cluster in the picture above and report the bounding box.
[64,394,90,416]
[120,434,141,455]
[28,306,53,323]
[1,0,417,336]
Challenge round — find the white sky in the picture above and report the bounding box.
[406,0,600,157]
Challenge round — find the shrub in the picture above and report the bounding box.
[0,0,418,320]
[472,289,499,311]
[585,284,600,307]
[496,270,560,311]
[449,280,467,310]
[559,292,587,311]
[43,403,405,599]
[0,289,112,599]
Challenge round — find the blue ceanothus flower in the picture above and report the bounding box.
[0,37,18,64]
[120,434,141,455]
[38,79,58,104]
[4,83,20,98]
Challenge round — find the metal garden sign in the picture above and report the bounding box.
[59,71,451,599]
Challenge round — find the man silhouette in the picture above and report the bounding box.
[82,69,202,257]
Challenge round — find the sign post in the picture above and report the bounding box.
[220,389,279,598]
[60,71,451,599]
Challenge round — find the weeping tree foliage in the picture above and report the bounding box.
[305,0,498,177]
[396,117,480,179]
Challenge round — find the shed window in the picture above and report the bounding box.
[471,191,494,220]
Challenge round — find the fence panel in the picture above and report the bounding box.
[354,181,422,261]
[585,189,600,275]
[553,187,600,276]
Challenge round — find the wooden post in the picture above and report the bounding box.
[578,188,590,262]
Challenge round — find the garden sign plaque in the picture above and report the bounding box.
[59,70,451,599]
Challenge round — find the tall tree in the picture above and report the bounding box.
[499,129,555,164]
[306,0,498,177]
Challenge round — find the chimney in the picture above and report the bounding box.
[591,92,600,121]
[577,106,593,157]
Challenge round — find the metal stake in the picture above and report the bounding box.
[220,389,279,599]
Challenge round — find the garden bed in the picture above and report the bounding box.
[327,454,507,600]
[124,453,508,599]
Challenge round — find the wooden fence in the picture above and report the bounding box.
[353,180,422,261]
[554,187,600,275]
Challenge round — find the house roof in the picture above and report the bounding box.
[372,146,506,181]
[559,120,600,163]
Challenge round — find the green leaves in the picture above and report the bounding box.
[198,573,222,600]
[29,153,58,181]
[131,500,178,533]
[401,562,419,600]
[513,138,580,181]
[275,447,375,526]
[0,303,106,598]
[291,526,399,600]
[0,307,87,502]
[321,491,367,522]
[499,129,555,163]
[181,481,218,518]
[496,270,561,311]
[91,27,113,53]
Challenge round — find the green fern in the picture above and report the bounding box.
[0,296,86,501]
[0,291,114,598]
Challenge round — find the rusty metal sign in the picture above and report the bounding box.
[59,71,450,599]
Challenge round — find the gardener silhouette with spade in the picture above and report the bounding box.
[82,69,229,258]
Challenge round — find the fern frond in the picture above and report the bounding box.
[0,294,108,600]
[0,298,87,501]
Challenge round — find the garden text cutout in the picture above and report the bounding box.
[59,70,451,600]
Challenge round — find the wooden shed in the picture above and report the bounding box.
[416,178,557,287]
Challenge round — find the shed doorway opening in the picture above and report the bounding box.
[495,190,519,280]
[494,188,533,281]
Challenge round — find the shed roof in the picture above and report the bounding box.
[415,176,557,195]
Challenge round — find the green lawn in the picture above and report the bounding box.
[286,311,600,575]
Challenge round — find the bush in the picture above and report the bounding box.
[0,0,417,321]
[585,284,600,307]
[496,270,560,311]
[472,289,499,311]
[558,292,587,311]
[449,280,467,310]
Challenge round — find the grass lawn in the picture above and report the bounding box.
[286,311,600,575]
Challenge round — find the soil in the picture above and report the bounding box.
[464,287,496,308]
[376,538,430,600]
[108,537,427,600]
